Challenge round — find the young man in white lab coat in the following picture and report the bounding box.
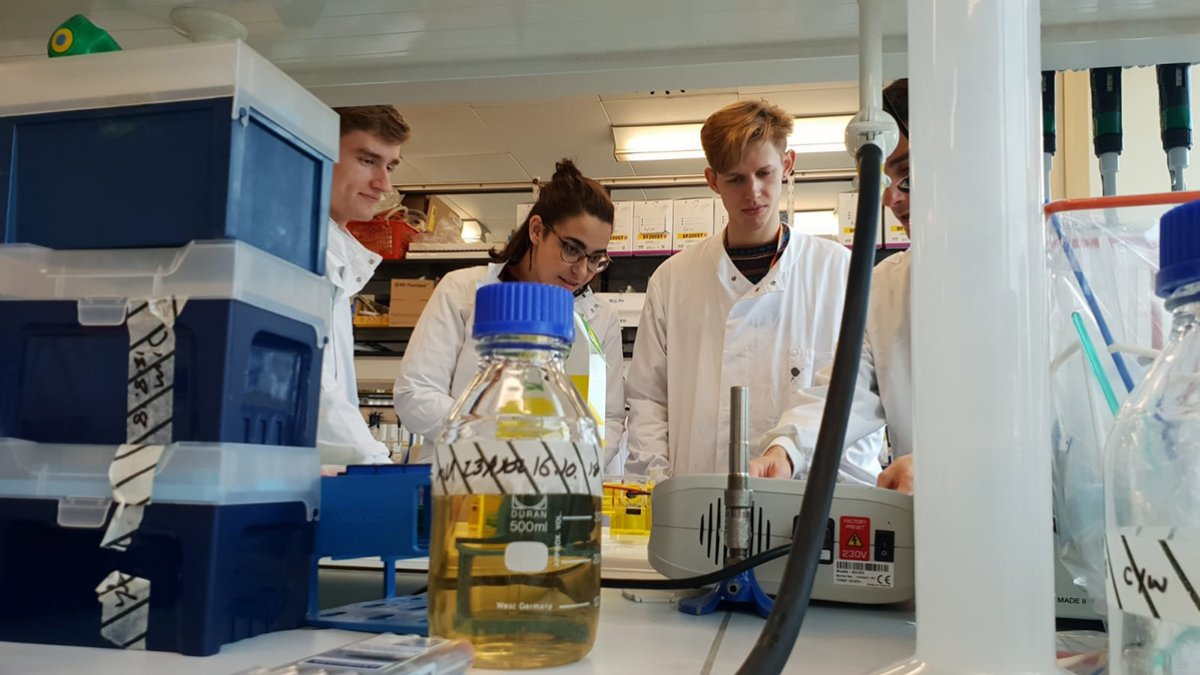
[750,80,915,493]
[318,106,410,465]
[625,100,858,478]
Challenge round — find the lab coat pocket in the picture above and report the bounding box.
[769,346,816,415]
[787,347,818,388]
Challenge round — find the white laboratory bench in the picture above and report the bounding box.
[1,530,915,673]
[0,589,915,674]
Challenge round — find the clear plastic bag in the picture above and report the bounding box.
[1047,200,1170,615]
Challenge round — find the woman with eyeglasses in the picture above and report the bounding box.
[393,159,625,467]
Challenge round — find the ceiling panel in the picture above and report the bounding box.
[404,153,528,182]
[629,158,711,177]
[639,187,717,201]
[394,105,505,157]
[602,93,739,126]
[742,86,860,117]
[472,99,618,177]
[4,1,1199,91]
[389,159,426,183]
[793,151,857,172]
[512,150,636,183]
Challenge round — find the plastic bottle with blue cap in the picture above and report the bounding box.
[427,282,602,669]
[1105,199,1200,674]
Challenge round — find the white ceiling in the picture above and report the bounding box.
[4,0,1200,234]
[5,1,1199,105]
[387,83,861,236]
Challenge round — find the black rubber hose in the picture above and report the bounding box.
[601,543,791,590]
[736,142,885,675]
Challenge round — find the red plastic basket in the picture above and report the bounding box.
[347,214,419,259]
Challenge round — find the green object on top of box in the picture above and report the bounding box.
[48,14,121,58]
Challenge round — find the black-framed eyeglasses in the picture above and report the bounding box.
[548,229,611,272]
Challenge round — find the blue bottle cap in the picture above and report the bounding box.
[473,282,575,342]
[1158,199,1200,299]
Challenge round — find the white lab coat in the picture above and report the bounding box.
[393,263,626,464]
[625,228,858,477]
[766,250,911,485]
[317,220,391,465]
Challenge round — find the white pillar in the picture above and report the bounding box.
[877,0,1059,673]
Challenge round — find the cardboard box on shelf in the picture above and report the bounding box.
[610,201,634,253]
[516,202,534,229]
[634,200,673,254]
[400,194,457,233]
[883,207,909,245]
[388,279,436,327]
[353,294,391,327]
[836,191,886,248]
[715,202,730,233]
[672,198,715,251]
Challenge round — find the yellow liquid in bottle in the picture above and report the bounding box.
[429,493,601,669]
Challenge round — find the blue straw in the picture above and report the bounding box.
[1050,211,1137,392]
[1072,311,1121,416]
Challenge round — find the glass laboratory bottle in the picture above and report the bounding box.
[1106,200,1200,674]
[428,282,603,670]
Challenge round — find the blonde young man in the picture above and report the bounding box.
[750,79,914,492]
[625,100,878,479]
[319,106,410,465]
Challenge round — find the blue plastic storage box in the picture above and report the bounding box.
[0,241,332,447]
[0,439,320,656]
[0,42,339,275]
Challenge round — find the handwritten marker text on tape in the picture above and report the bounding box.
[96,571,150,650]
[434,440,602,497]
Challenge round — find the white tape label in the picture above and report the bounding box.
[1107,527,1200,627]
[126,297,184,445]
[100,444,166,551]
[96,571,150,650]
[433,440,602,497]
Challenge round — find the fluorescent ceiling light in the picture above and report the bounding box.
[612,115,852,162]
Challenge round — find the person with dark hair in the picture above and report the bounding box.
[393,159,625,466]
[320,105,411,465]
[751,79,917,494]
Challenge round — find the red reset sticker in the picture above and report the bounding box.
[839,516,871,561]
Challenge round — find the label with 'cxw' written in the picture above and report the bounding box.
[1108,527,1200,627]
[433,439,602,497]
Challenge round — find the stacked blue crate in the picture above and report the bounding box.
[0,42,340,655]
[0,41,338,275]
[0,439,320,655]
[0,241,332,448]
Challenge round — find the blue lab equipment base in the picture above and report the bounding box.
[0,298,323,447]
[677,568,775,618]
[309,464,432,635]
[0,498,314,656]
